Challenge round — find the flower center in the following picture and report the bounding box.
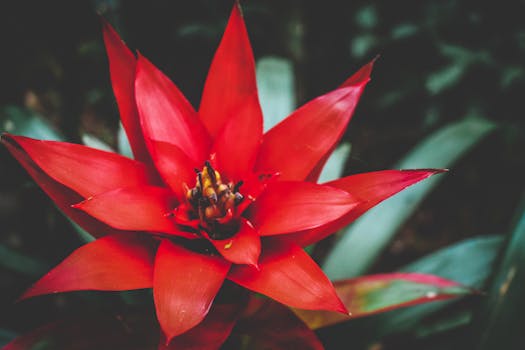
[185,161,244,239]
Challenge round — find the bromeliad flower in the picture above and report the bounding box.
[2,3,442,346]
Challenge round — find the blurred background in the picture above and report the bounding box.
[0,0,524,349]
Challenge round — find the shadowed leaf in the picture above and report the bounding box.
[293,273,472,329]
[323,116,497,279]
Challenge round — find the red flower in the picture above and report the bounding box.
[2,3,441,346]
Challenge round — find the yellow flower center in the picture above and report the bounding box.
[186,161,243,239]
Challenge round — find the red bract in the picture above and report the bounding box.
[2,3,443,347]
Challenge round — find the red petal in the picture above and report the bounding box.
[303,59,377,183]
[2,135,138,238]
[101,19,150,163]
[206,218,261,266]
[135,54,210,163]
[247,181,360,235]
[228,240,346,313]
[148,140,198,200]
[4,135,152,198]
[211,92,262,182]
[287,169,444,246]
[255,62,373,181]
[199,4,260,139]
[162,302,244,350]
[339,56,377,87]
[20,233,154,299]
[154,239,230,343]
[73,186,195,238]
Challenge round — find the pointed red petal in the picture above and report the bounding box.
[255,62,373,181]
[206,218,261,266]
[2,135,122,238]
[148,140,198,200]
[135,54,210,163]
[21,233,154,299]
[199,4,260,139]
[101,19,150,163]
[287,169,445,246]
[154,239,230,343]
[73,186,195,238]
[339,56,377,87]
[300,59,377,183]
[211,93,263,182]
[247,181,360,235]
[4,135,152,198]
[162,302,244,350]
[229,240,346,313]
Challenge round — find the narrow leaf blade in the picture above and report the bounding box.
[323,116,497,279]
[473,196,525,350]
[256,56,296,132]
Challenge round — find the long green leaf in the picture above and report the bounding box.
[0,244,49,278]
[117,122,134,158]
[318,236,504,348]
[323,116,497,279]
[0,329,17,348]
[256,56,295,132]
[318,143,352,183]
[472,195,525,350]
[1,106,64,141]
[386,236,504,335]
[81,133,114,152]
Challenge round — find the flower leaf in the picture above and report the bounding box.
[81,133,114,152]
[0,106,64,141]
[256,56,296,132]
[293,272,473,329]
[0,244,49,278]
[317,236,504,349]
[323,116,497,279]
[317,143,351,184]
[472,195,525,349]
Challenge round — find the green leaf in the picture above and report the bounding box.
[0,244,49,278]
[256,56,296,132]
[472,195,525,350]
[81,133,114,152]
[414,308,472,338]
[0,106,64,141]
[426,62,467,95]
[318,143,352,183]
[0,329,17,348]
[375,236,503,336]
[66,218,95,243]
[318,236,504,347]
[323,116,497,280]
[117,122,134,158]
[294,273,473,330]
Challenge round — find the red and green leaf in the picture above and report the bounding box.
[293,273,474,329]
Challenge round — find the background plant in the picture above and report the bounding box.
[1,1,524,349]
